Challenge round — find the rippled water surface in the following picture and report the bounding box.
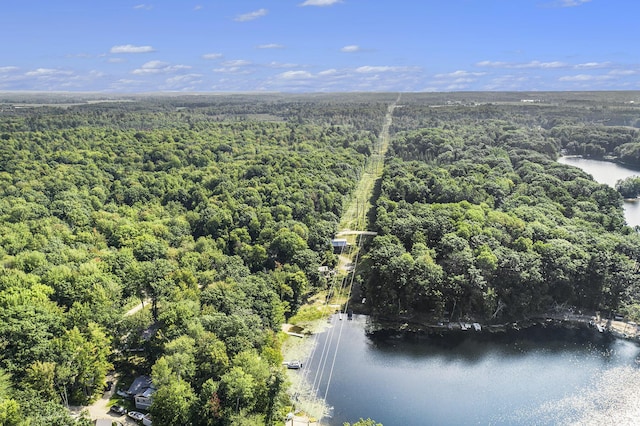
[301,315,640,426]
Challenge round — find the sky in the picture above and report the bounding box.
[1,0,638,93]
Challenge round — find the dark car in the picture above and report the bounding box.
[109,405,127,415]
[104,381,113,392]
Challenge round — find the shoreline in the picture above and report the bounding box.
[281,319,334,424]
[360,312,640,342]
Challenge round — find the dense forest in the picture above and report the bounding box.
[0,94,393,425]
[1,92,640,425]
[363,93,640,324]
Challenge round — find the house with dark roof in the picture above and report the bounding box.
[127,375,157,410]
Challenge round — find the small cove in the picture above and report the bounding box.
[557,156,640,227]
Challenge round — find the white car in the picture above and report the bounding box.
[286,360,302,369]
[142,414,153,426]
[127,411,145,421]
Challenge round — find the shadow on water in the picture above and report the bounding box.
[366,324,620,363]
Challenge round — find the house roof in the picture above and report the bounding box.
[127,375,154,396]
[139,387,156,398]
[331,239,348,247]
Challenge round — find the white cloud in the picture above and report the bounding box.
[109,79,146,91]
[0,66,19,73]
[558,74,613,82]
[476,60,507,68]
[165,74,202,83]
[559,0,590,7]
[482,75,532,91]
[25,68,73,77]
[132,61,191,75]
[115,79,139,85]
[194,5,203,11]
[521,61,568,69]
[277,70,313,80]
[65,53,92,59]
[476,60,568,69]
[202,53,223,60]
[213,67,252,75]
[608,69,638,76]
[234,8,268,22]
[262,65,423,92]
[445,83,470,91]
[266,61,300,68]
[575,62,612,69]
[88,70,105,78]
[355,66,414,73]
[133,4,153,10]
[107,57,126,63]
[341,45,361,53]
[162,74,204,90]
[222,59,251,67]
[0,69,26,88]
[300,0,342,6]
[257,43,284,49]
[318,69,338,76]
[110,44,155,54]
[433,70,486,78]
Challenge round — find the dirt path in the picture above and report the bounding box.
[124,298,151,317]
[69,375,138,425]
[338,94,400,232]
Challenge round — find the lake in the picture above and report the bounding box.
[298,315,640,426]
[557,156,640,228]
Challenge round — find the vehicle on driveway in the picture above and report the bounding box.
[109,405,127,415]
[285,360,302,369]
[128,411,145,421]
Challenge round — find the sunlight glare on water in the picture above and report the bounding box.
[520,366,640,426]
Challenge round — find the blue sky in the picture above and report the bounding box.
[1,0,637,93]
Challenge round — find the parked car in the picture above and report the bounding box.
[142,413,153,426]
[104,381,113,392]
[286,360,302,369]
[128,411,145,421]
[109,405,127,415]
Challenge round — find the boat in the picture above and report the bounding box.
[472,323,482,332]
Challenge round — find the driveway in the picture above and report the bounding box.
[69,375,139,425]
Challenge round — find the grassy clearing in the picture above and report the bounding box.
[338,98,397,232]
[289,304,334,324]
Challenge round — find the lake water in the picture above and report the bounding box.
[557,156,640,227]
[299,315,640,426]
